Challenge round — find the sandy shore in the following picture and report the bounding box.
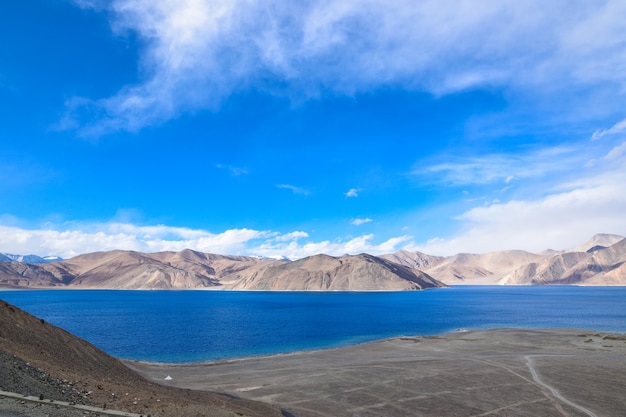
[127,328,626,417]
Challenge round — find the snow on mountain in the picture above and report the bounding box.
[0,253,63,264]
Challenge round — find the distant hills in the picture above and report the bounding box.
[0,252,62,264]
[0,249,445,291]
[0,233,624,289]
[227,253,443,291]
[499,235,626,285]
[381,233,626,286]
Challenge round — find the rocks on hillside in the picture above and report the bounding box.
[227,253,445,291]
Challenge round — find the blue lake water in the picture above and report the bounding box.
[1,286,625,363]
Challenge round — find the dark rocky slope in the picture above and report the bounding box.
[0,300,284,417]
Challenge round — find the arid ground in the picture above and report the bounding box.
[129,328,626,417]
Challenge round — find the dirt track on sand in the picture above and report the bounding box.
[130,328,626,417]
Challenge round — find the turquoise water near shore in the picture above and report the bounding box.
[1,286,625,363]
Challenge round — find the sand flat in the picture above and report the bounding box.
[127,329,626,417]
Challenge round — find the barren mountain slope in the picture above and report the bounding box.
[1,233,624,289]
[571,233,625,252]
[228,253,445,290]
[1,250,277,289]
[584,262,626,285]
[0,250,442,290]
[388,250,544,284]
[148,249,266,277]
[500,238,626,285]
[379,250,446,271]
[0,300,284,417]
[0,262,66,288]
[55,250,221,289]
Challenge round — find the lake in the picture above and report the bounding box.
[1,286,625,363]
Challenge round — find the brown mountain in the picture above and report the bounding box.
[379,250,446,271]
[382,234,626,286]
[0,249,280,289]
[0,250,445,290]
[227,253,445,291]
[570,233,626,252]
[0,299,283,416]
[1,233,624,289]
[0,261,66,288]
[381,249,543,284]
[500,237,626,285]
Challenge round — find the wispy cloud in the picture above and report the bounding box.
[604,141,626,161]
[412,146,583,187]
[591,117,626,141]
[64,1,626,135]
[351,217,372,226]
[276,184,310,196]
[345,188,361,198]
[216,164,248,176]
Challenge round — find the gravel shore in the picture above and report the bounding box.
[129,328,626,417]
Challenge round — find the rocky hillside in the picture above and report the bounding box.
[228,253,444,291]
[1,234,624,288]
[381,250,544,284]
[0,249,275,289]
[0,299,284,417]
[0,249,445,290]
[500,237,626,285]
[571,233,625,252]
[382,234,626,286]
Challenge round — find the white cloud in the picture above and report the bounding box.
[268,231,309,242]
[65,0,626,135]
[592,118,626,141]
[0,220,412,260]
[404,136,626,255]
[414,168,626,255]
[351,217,372,226]
[604,141,626,161]
[252,234,414,259]
[276,184,310,195]
[0,223,269,258]
[345,188,361,198]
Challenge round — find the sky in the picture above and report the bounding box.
[1,0,626,259]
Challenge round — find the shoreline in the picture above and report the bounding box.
[127,328,626,417]
[123,325,626,366]
[3,284,626,291]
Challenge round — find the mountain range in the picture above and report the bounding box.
[380,233,626,285]
[0,249,445,290]
[0,252,62,264]
[0,233,624,290]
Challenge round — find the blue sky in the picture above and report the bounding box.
[1,0,626,259]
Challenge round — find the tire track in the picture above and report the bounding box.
[525,355,598,417]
